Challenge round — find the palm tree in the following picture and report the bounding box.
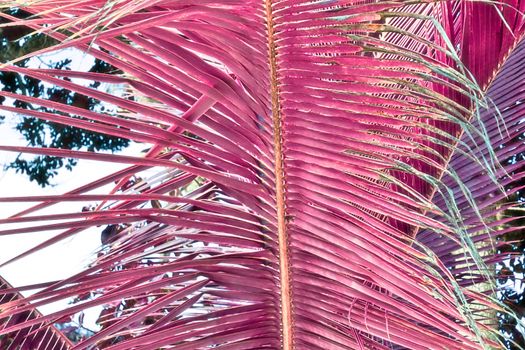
[0,0,524,349]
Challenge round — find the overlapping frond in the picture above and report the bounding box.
[417,33,525,316]
[0,1,523,349]
[0,275,73,349]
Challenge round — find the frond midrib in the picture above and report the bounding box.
[264,1,293,349]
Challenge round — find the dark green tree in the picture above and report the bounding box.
[497,130,525,349]
[0,8,129,186]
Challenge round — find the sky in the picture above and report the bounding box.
[0,47,147,329]
[0,120,149,332]
[0,120,144,322]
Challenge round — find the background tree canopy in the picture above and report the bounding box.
[0,8,129,187]
[498,143,525,349]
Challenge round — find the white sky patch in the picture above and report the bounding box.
[0,121,145,321]
[0,47,148,330]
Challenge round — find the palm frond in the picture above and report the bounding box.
[418,33,525,302]
[0,1,523,349]
[0,275,73,349]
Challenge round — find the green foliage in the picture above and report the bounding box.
[498,156,525,348]
[0,8,129,187]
